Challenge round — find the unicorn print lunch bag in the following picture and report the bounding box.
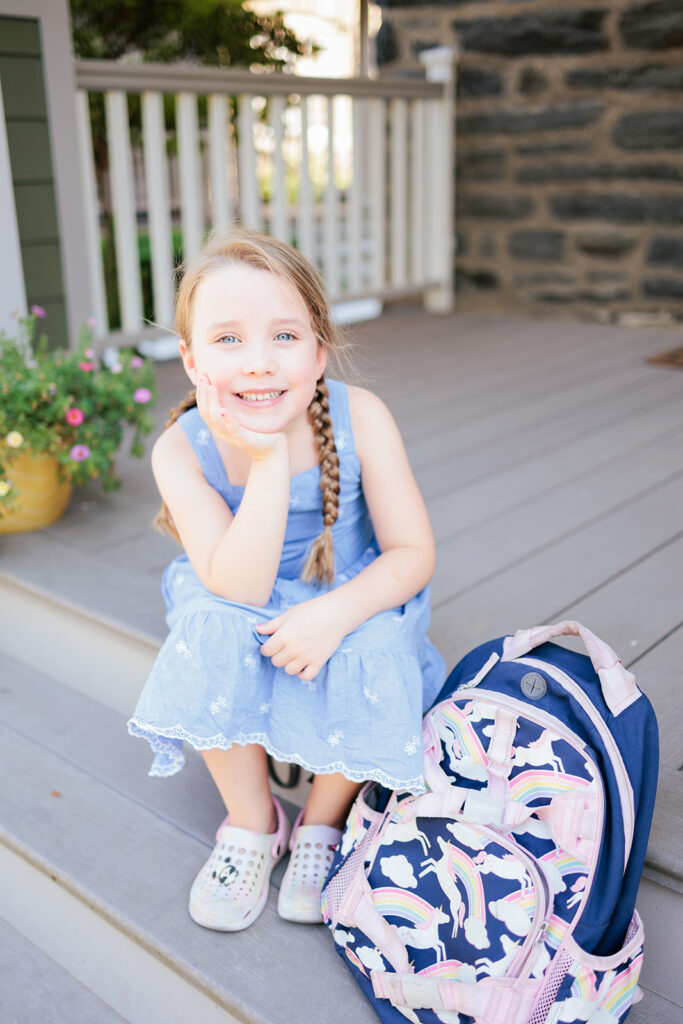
[321,621,658,1024]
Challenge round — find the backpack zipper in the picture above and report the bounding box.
[469,820,553,980]
[516,656,635,867]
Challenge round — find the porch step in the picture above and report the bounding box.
[1,653,681,1023]
[0,652,377,1024]
[0,917,127,1024]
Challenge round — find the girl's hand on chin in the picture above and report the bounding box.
[197,374,287,460]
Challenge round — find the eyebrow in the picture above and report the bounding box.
[207,318,308,331]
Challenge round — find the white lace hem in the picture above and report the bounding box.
[127,717,426,794]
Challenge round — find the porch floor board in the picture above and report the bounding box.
[1,308,681,1018]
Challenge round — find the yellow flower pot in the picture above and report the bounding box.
[0,450,72,534]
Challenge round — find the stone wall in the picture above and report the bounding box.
[376,0,683,324]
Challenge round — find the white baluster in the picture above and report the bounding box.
[176,92,203,263]
[368,98,386,293]
[323,96,339,298]
[297,97,315,262]
[390,97,408,290]
[105,90,143,332]
[75,90,108,336]
[237,94,261,231]
[270,94,288,241]
[347,97,364,295]
[419,46,456,313]
[208,93,233,231]
[141,91,174,327]
[411,99,425,288]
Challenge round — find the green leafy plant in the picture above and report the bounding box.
[0,306,157,514]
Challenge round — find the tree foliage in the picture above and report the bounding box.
[70,0,317,70]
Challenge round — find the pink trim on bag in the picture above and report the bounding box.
[337,873,411,974]
[371,971,541,1024]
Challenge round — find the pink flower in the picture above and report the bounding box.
[65,407,85,426]
[31,304,46,319]
[85,348,95,359]
[130,356,144,369]
[70,444,91,462]
[133,387,152,404]
[78,361,95,372]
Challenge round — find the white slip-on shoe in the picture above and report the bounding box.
[189,797,289,931]
[277,810,342,924]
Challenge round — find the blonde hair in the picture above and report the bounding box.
[156,227,346,585]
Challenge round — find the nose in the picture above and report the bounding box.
[241,339,275,376]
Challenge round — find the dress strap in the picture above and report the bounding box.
[325,378,356,457]
[177,406,231,493]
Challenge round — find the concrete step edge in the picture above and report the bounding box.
[0,824,248,1020]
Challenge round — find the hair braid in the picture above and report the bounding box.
[154,388,197,541]
[301,377,340,585]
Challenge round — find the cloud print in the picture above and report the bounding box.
[380,854,417,889]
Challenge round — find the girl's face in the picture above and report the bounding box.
[180,263,327,435]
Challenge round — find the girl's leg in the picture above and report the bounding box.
[303,772,363,829]
[201,744,275,833]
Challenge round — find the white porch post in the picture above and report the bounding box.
[418,46,456,315]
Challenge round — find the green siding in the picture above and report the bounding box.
[13,182,58,240]
[0,17,41,56]
[0,55,47,118]
[0,15,68,349]
[4,119,53,180]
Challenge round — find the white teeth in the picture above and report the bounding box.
[238,391,282,402]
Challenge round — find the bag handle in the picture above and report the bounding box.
[502,619,640,716]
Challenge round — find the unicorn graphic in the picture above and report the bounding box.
[420,837,490,948]
[474,850,531,890]
[394,906,450,963]
[475,934,521,978]
[511,730,565,774]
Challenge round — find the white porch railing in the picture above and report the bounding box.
[74,49,455,344]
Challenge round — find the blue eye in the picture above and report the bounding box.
[276,331,296,342]
[217,334,239,345]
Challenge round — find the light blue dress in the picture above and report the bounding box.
[127,379,446,792]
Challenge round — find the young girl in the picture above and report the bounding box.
[128,228,445,932]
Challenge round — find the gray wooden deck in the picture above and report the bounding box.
[6,308,682,797]
[1,307,682,1020]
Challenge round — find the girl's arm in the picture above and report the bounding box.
[258,386,436,679]
[323,384,436,629]
[153,379,290,606]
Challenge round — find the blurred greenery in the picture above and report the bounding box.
[71,0,318,329]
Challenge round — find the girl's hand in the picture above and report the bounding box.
[196,374,287,461]
[256,597,347,682]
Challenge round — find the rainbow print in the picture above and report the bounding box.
[509,770,591,803]
[345,945,368,977]
[542,848,586,879]
[543,913,569,950]
[572,964,599,1001]
[502,887,537,916]
[445,845,486,921]
[417,959,471,981]
[372,886,437,925]
[437,704,488,765]
[602,955,643,1018]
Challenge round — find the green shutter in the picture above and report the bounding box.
[1,16,68,349]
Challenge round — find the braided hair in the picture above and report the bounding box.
[302,377,340,585]
[155,228,349,585]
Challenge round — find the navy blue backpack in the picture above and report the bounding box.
[322,621,658,1024]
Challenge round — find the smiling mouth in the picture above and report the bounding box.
[235,390,285,403]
